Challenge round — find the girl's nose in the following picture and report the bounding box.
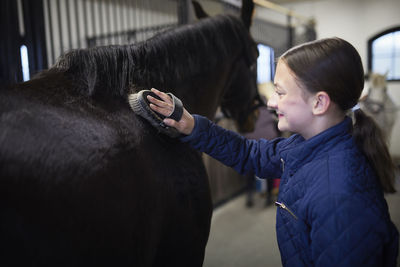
[267,93,278,110]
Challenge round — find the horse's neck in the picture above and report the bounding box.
[178,84,221,120]
[177,64,233,120]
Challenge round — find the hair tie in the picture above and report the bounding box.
[351,104,360,112]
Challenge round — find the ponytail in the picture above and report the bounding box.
[352,109,396,193]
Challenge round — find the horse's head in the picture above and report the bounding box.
[193,0,261,133]
[368,72,387,90]
[366,72,388,103]
[218,42,260,133]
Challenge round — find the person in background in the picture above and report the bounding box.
[147,37,399,266]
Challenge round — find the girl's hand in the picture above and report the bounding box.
[147,88,195,135]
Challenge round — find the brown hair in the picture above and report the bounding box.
[280,37,396,193]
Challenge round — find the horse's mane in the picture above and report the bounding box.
[38,14,253,99]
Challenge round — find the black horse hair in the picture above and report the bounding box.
[40,14,254,99]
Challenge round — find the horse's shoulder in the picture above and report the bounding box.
[1,88,139,178]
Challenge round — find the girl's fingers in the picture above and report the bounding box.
[149,103,172,117]
[148,96,173,115]
[147,95,170,107]
[148,88,195,135]
[163,118,177,127]
[147,88,175,117]
[151,88,172,104]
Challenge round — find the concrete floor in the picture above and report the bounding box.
[203,179,400,267]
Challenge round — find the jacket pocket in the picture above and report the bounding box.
[275,201,298,220]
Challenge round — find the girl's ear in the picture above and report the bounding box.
[312,91,331,115]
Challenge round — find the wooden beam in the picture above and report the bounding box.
[253,0,310,22]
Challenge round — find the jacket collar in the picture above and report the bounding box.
[281,117,353,172]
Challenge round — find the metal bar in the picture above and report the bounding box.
[128,0,136,43]
[98,0,104,45]
[91,0,96,46]
[105,0,111,45]
[33,0,48,71]
[145,0,149,37]
[114,0,120,44]
[137,0,140,41]
[65,0,73,49]
[129,0,134,31]
[56,0,63,55]
[177,0,189,25]
[124,0,128,32]
[46,0,55,65]
[75,0,81,48]
[287,15,293,48]
[139,0,143,41]
[1,0,22,83]
[83,0,89,47]
[135,0,139,42]
[107,1,114,44]
[119,0,125,43]
[16,0,25,36]
[134,0,138,31]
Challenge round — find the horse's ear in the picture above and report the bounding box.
[192,1,209,19]
[241,0,255,30]
[383,70,389,79]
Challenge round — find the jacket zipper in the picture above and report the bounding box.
[275,201,298,220]
[280,158,285,172]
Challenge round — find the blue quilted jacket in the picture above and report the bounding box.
[181,115,399,266]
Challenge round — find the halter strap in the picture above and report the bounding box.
[351,104,360,112]
[166,93,184,121]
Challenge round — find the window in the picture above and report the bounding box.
[256,43,275,84]
[368,26,400,81]
[20,44,30,81]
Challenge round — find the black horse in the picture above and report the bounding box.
[0,1,259,266]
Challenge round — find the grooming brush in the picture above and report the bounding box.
[128,90,183,138]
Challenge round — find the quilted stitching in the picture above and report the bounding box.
[181,115,399,266]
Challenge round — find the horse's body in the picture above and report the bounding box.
[0,11,258,267]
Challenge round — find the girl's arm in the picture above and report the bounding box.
[147,88,283,178]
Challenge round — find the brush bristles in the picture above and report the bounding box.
[127,90,180,138]
[128,93,145,116]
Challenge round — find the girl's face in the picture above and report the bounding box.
[268,60,315,138]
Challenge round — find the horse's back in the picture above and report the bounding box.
[0,81,212,266]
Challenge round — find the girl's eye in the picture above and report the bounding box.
[273,85,285,97]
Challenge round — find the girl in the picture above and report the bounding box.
[147,37,399,266]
